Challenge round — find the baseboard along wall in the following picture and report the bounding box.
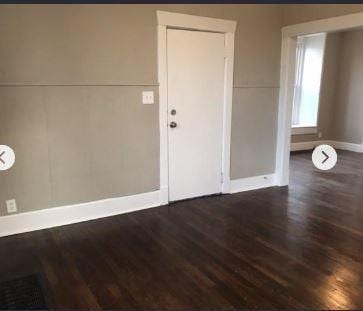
[291,140,363,153]
[0,172,280,237]
[2,139,362,238]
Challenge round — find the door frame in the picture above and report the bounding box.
[275,12,363,187]
[157,11,237,204]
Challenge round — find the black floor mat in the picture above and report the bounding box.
[0,274,48,310]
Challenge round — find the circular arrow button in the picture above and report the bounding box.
[0,145,16,171]
[312,144,337,171]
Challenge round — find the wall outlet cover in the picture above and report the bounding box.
[142,91,154,104]
[6,199,17,214]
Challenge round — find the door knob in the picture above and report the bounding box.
[170,121,177,128]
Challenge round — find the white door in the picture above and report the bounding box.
[167,29,225,201]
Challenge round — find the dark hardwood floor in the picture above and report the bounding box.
[0,150,362,309]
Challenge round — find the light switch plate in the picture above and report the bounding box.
[6,199,17,214]
[142,91,154,104]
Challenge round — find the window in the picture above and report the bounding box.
[292,33,326,131]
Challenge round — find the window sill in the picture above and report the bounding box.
[291,126,318,135]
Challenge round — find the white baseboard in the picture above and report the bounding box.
[291,140,363,153]
[230,174,277,194]
[159,186,169,205]
[333,141,363,153]
[290,140,323,151]
[222,178,231,194]
[0,171,284,237]
[0,190,161,238]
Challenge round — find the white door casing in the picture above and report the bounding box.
[157,11,236,204]
[167,29,225,201]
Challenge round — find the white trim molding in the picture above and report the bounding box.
[230,174,277,194]
[275,12,363,187]
[291,126,318,135]
[291,140,363,153]
[157,11,237,202]
[290,140,325,152]
[333,141,363,153]
[157,11,237,33]
[0,190,161,238]
[157,23,169,205]
[282,12,363,37]
[0,170,282,237]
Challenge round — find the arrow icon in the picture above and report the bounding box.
[322,150,329,164]
[0,145,15,171]
[0,151,5,164]
[312,144,337,171]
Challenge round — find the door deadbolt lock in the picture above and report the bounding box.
[170,121,177,128]
[171,109,176,115]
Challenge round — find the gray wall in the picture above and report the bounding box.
[333,29,363,144]
[0,4,282,215]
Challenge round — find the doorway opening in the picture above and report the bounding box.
[275,12,363,186]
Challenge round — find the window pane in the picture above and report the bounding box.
[292,34,326,128]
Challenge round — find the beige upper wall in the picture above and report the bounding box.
[0,5,157,84]
[0,4,282,86]
[282,4,363,26]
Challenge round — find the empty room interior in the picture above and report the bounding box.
[0,3,362,310]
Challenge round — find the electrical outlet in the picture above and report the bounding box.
[6,199,17,214]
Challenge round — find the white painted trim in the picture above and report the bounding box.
[230,174,277,194]
[282,12,363,37]
[291,140,363,153]
[291,34,326,136]
[290,140,324,152]
[333,141,363,153]
[0,190,161,238]
[157,11,236,33]
[315,33,327,135]
[291,126,318,135]
[0,82,159,87]
[157,25,169,205]
[221,32,235,194]
[276,12,363,187]
[157,12,236,201]
[332,141,363,153]
[275,36,297,186]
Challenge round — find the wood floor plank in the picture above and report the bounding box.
[0,150,362,309]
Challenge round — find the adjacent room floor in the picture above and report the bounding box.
[0,151,362,309]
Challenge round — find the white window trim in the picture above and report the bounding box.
[157,11,236,204]
[275,12,363,186]
[292,33,326,129]
[291,126,318,135]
